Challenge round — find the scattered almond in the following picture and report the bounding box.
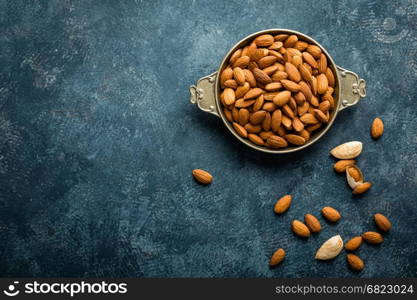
[274,195,292,214]
[374,213,392,232]
[192,169,213,185]
[352,182,372,195]
[269,248,286,267]
[347,254,364,271]
[334,160,355,173]
[362,231,384,244]
[291,220,311,238]
[371,117,384,139]
[304,214,321,233]
[321,206,341,222]
[345,236,363,251]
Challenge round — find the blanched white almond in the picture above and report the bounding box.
[330,141,363,159]
[315,235,343,260]
[346,165,364,189]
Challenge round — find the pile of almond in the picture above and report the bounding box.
[219,33,336,149]
[270,194,392,272]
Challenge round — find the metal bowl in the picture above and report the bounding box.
[190,29,366,153]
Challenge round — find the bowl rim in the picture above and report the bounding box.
[214,28,342,154]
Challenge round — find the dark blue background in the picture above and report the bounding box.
[0,0,416,277]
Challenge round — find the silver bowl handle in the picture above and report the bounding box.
[189,72,219,117]
[337,66,366,111]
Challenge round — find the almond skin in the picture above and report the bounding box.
[353,182,372,195]
[374,213,392,232]
[291,220,311,237]
[269,248,286,267]
[321,206,341,222]
[371,117,384,139]
[304,214,321,233]
[345,236,362,251]
[274,195,292,214]
[347,254,364,271]
[192,169,213,185]
[362,231,384,244]
[334,160,355,173]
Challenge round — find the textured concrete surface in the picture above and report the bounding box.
[0,0,417,277]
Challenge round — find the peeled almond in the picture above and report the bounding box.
[330,141,363,159]
[315,235,344,260]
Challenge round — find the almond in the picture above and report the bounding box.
[291,220,310,237]
[262,112,271,131]
[281,115,292,130]
[347,254,364,271]
[317,73,328,94]
[235,82,251,99]
[253,68,272,84]
[259,131,274,140]
[285,62,301,82]
[271,71,288,82]
[330,141,363,159]
[334,159,355,173]
[220,67,233,87]
[345,236,362,251]
[298,101,310,116]
[280,79,301,92]
[321,206,341,222]
[254,34,274,47]
[313,109,329,123]
[362,231,383,244]
[318,53,327,74]
[229,49,242,64]
[271,109,282,132]
[234,98,255,108]
[274,194,292,214]
[274,34,288,41]
[267,135,288,148]
[284,35,298,48]
[250,110,267,125]
[192,169,213,185]
[251,48,269,61]
[315,235,343,260]
[269,248,286,267]
[258,56,278,69]
[347,166,362,182]
[300,113,319,125]
[371,117,384,139]
[238,108,250,125]
[252,95,264,112]
[306,123,321,132]
[299,81,313,101]
[264,82,282,91]
[319,100,330,113]
[244,123,262,133]
[273,90,292,107]
[243,69,257,87]
[269,41,283,51]
[326,67,335,87]
[282,104,295,119]
[352,182,372,195]
[298,64,312,82]
[294,91,306,105]
[307,45,322,58]
[294,40,309,51]
[299,129,310,141]
[291,55,303,67]
[244,88,263,100]
[232,122,248,138]
[223,108,233,122]
[302,52,318,68]
[233,67,246,85]
[262,102,277,112]
[263,65,279,76]
[284,134,306,145]
[292,118,304,132]
[248,133,264,145]
[374,213,392,232]
[232,55,250,69]
[223,88,235,105]
[304,214,321,233]
[224,79,238,89]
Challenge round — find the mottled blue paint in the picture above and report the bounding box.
[0,0,416,277]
